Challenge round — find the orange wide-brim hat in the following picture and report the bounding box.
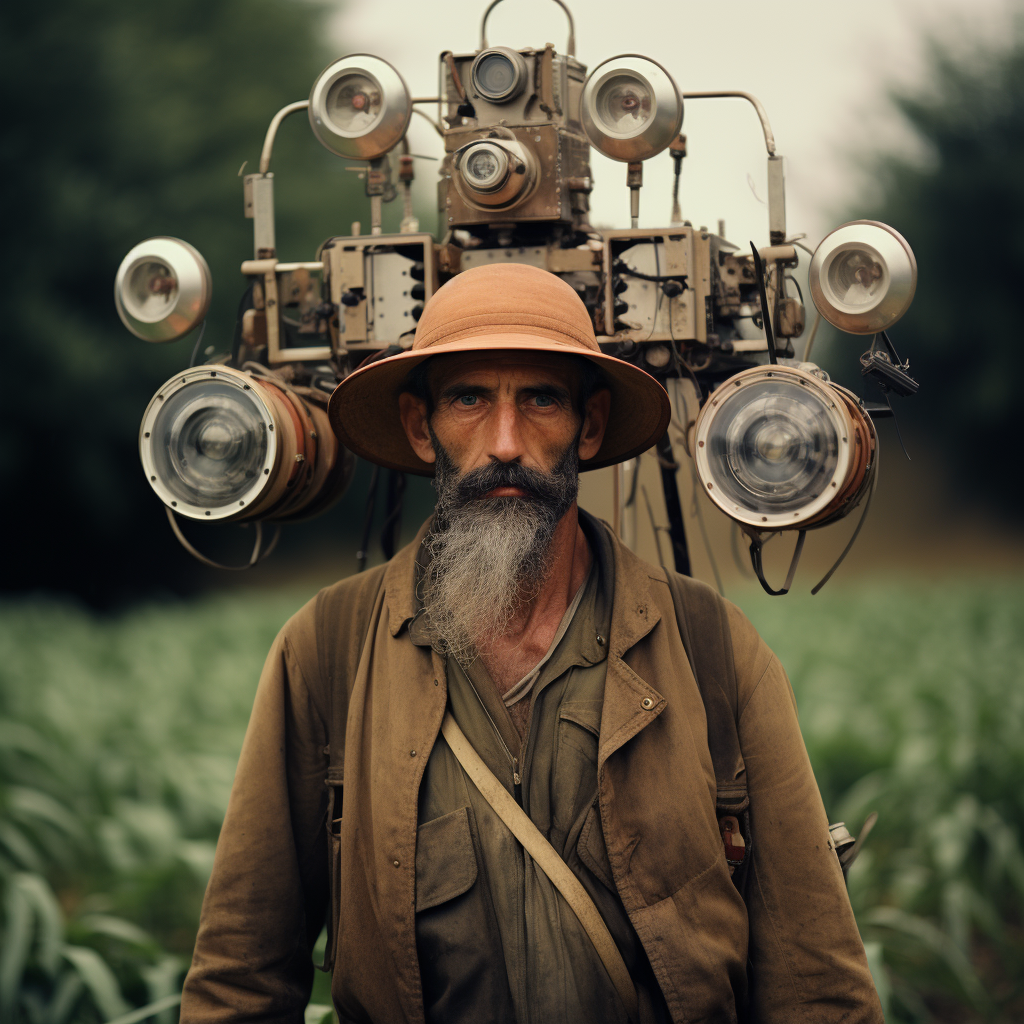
[328,262,671,475]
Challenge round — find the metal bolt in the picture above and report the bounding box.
[642,698,654,709]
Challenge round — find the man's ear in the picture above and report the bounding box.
[398,392,436,464]
[578,388,611,462]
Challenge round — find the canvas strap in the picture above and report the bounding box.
[440,712,639,1024]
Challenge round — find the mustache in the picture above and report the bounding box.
[448,457,573,508]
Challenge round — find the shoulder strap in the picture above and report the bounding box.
[441,712,639,1024]
[663,571,751,890]
[663,571,747,814]
[314,564,389,784]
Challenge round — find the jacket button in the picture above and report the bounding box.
[641,697,654,709]
[596,634,605,646]
[410,750,417,757]
[393,860,400,868]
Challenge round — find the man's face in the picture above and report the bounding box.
[399,350,609,482]
[397,350,610,658]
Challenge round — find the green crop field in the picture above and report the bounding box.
[1,579,1022,1023]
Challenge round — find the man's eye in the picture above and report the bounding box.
[533,394,555,408]
[457,395,478,407]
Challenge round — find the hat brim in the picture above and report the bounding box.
[328,333,672,475]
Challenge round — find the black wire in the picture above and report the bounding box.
[785,273,804,304]
[357,464,380,572]
[641,242,665,343]
[380,471,406,561]
[614,260,686,284]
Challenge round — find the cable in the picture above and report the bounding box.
[357,465,380,572]
[641,241,665,343]
[810,447,880,595]
[641,484,668,570]
[164,508,280,570]
[188,320,208,368]
[380,470,407,561]
[750,243,778,364]
[689,461,725,596]
[803,311,822,363]
[749,528,806,596]
[613,260,686,284]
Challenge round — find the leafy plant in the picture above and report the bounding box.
[2,579,1023,1022]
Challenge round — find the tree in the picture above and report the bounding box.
[831,23,1024,525]
[0,0,369,605]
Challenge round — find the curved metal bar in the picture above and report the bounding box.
[680,91,776,155]
[412,105,444,137]
[480,0,576,56]
[260,100,310,174]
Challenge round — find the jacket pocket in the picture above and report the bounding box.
[415,806,513,1023]
[553,700,602,836]
[415,806,478,910]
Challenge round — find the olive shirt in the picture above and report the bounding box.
[412,515,670,1023]
[181,512,884,1024]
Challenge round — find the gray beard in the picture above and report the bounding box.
[422,432,580,661]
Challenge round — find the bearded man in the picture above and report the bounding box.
[181,264,883,1024]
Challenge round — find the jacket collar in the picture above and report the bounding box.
[383,517,434,638]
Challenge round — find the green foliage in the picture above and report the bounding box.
[0,0,366,604]
[0,590,301,1022]
[824,23,1024,523]
[2,580,1023,1021]
[747,581,1024,1021]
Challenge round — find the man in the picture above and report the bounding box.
[181,264,883,1023]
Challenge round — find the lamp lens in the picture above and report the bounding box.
[151,381,268,507]
[326,72,383,134]
[123,259,179,323]
[707,379,840,514]
[463,145,507,189]
[475,52,516,98]
[595,75,653,135]
[826,247,887,310]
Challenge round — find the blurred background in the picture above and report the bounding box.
[2,0,1024,1020]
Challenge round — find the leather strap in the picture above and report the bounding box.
[441,712,639,1023]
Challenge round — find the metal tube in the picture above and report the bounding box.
[680,91,776,156]
[767,155,787,244]
[480,0,576,55]
[260,100,310,175]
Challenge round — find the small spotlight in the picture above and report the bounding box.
[309,54,412,161]
[453,139,535,208]
[139,366,353,523]
[114,237,212,343]
[808,220,917,335]
[693,365,876,531]
[471,47,528,103]
[580,55,683,162]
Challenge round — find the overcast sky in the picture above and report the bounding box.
[327,0,1017,247]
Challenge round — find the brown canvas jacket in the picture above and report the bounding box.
[181,517,882,1024]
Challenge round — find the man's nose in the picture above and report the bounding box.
[485,399,526,464]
